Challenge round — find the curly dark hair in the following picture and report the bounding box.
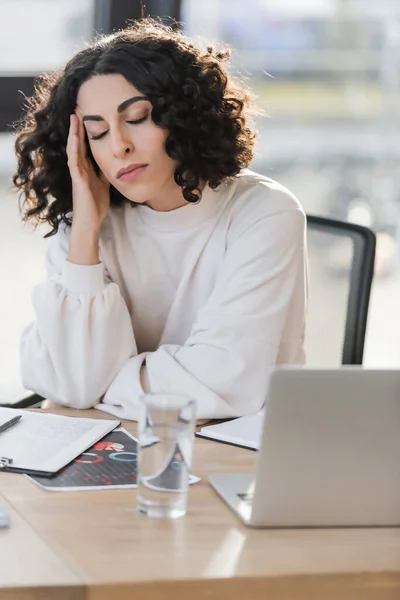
[12,18,257,237]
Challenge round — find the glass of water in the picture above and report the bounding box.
[136,393,197,519]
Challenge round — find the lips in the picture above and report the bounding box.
[116,163,147,179]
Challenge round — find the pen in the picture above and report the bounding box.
[0,415,22,435]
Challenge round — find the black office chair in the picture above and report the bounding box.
[305,215,376,366]
[2,214,376,409]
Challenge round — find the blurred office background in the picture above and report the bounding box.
[0,0,399,402]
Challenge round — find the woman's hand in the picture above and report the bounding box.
[67,113,110,232]
[66,113,110,265]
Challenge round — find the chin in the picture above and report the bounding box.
[113,183,151,205]
[124,193,153,206]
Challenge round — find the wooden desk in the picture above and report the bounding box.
[0,407,399,600]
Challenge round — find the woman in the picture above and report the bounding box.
[13,19,307,420]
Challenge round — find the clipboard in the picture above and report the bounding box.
[0,408,120,476]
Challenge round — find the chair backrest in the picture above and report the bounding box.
[305,215,376,366]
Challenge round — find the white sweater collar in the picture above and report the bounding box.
[134,183,225,231]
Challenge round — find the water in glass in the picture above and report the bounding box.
[137,394,196,518]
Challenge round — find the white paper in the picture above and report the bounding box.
[197,412,264,450]
[0,410,19,428]
[27,428,201,492]
[0,408,119,472]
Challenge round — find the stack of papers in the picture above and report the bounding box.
[0,408,120,475]
[196,412,264,450]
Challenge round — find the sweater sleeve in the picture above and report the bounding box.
[20,224,137,408]
[96,205,307,421]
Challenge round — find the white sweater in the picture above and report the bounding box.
[20,169,307,420]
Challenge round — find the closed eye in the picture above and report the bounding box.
[90,131,108,141]
[127,115,148,125]
[89,115,148,141]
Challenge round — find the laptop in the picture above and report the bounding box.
[208,368,400,527]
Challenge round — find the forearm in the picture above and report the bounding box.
[96,338,267,422]
[67,225,100,266]
[21,268,137,409]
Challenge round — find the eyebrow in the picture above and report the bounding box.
[82,96,148,122]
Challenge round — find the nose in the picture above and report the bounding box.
[110,125,134,159]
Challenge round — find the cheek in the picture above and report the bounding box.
[135,120,165,152]
[147,129,176,169]
[88,143,109,174]
[137,125,166,155]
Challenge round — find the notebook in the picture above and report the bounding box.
[196,412,263,450]
[0,408,120,476]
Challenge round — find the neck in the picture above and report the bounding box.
[145,178,206,212]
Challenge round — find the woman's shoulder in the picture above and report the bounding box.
[231,168,303,215]
[225,169,305,236]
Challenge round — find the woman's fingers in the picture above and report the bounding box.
[75,110,87,166]
[66,114,79,177]
[67,113,92,183]
[65,113,110,228]
[67,112,108,205]
[99,170,109,186]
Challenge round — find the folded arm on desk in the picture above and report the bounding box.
[20,209,307,421]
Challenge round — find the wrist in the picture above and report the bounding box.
[70,221,100,239]
[68,227,100,266]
